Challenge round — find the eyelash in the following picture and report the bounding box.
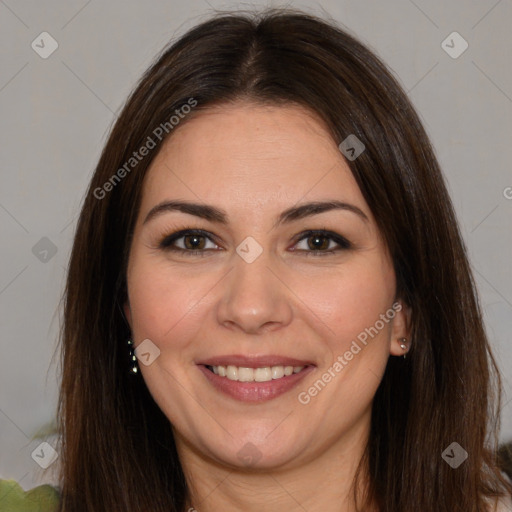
[157,228,351,257]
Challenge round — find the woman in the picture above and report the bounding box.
[54,7,512,512]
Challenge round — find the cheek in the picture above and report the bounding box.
[126,256,219,343]
[292,255,396,353]
[295,261,396,417]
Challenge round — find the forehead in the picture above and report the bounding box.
[138,102,371,222]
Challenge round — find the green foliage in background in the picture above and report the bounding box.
[0,479,59,511]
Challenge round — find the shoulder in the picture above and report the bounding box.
[486,495,512,512]
[0,478,60,511]
[485,469,512,512]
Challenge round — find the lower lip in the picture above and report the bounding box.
[198,365,314,403]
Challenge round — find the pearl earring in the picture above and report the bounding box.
[127,339,139,374]
[399,337,408,359]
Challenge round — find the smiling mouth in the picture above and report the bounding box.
[205,364,308,383]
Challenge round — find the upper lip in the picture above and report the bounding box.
[198,355,315,368]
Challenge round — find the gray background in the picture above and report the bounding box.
[1,0,511,491]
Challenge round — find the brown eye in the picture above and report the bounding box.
[306,234,331,251]
[158,228,351,257]
[293,230,351,255]
[182,233,206,250]
[159,229,220,255]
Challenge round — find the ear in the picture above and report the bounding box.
[389,300,412,357]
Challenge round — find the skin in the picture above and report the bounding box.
[124,101,411,512]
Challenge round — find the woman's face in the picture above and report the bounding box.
[124,101,410,470]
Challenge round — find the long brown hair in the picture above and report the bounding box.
[56,7,511,511]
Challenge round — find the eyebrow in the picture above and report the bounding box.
[143,199,369,228]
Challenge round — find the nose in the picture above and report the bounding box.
[216,246,293,335]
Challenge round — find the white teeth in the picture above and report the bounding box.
[254,367,271,382]
[238,367,254,382]
[226,365,238,380]
[272,366,284,379]
[208,364,305,382]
